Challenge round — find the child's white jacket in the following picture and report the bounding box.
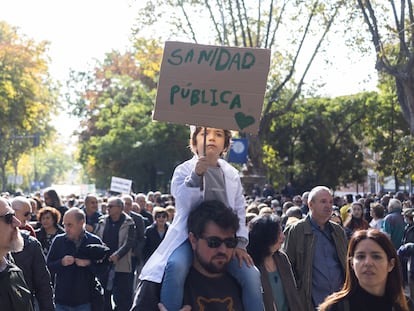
[139,155,247,283]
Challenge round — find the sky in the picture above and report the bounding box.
[0,0,379,139]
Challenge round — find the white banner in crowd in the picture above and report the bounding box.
[110,176,132,194]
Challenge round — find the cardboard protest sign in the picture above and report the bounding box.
[153,41,271,134]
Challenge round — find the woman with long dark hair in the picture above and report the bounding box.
[43,188,68,225]
[319,229,414,311]
[247,214,303,311]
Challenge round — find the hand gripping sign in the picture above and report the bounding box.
[153,41,271,134]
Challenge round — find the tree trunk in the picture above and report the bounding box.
[396,76,414,135]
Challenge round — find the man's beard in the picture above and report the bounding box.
[194,248,229,274]
[9,229,24,253]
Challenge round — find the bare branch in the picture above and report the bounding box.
[257,0,262,47]
[235,0,247,46]
[269,0,288,48]
[225,0,239,46]
[178,0,198,43]
[264,0,274,48]
[408,0,414,50]
[264,0,320,116]
[241,0,253,47]
[205,0,224,44]
[389,0,409,59]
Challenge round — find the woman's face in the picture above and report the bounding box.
[41,212,55,230]
[270,225,285,253]
[351,239,395,296]
[352,205,363,219]
[155,212,168,226]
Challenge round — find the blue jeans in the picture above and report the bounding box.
[160,240,263,311]
[56,303,91,311]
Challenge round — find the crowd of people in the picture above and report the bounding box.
[1,126,414,311]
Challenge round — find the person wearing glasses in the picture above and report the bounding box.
[11,197,55,311]
[133,200,245,311]
[11,196,36,237]
[142,207,170,263]
[0,197,34,311]
[95,197,136,311]
[139,126,262,311]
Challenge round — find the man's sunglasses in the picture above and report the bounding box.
[0,213,15,224]
[199,236,239,249]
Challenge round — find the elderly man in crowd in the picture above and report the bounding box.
[0,197,34,311]
[47,207,105,311]
[382,198,405,249]
[284,186,348,311]
[95,197,136,311]
[11,196,54,311]
[82,194,102,233]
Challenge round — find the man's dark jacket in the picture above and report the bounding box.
[0,261,34,311]
[47,230,104,307]
[12,231,55,311]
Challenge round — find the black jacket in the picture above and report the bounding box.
[0,261,34,311]
[35,225,65,257]
[12,231,54,311]
[129,211,146,260]
[143,223,169,262]
[47,231,105,306]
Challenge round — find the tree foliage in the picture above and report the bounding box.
[263,93,375,191]
[0,21,58,191]
[67,40,191,192]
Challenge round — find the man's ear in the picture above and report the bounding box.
[188,232,197,250]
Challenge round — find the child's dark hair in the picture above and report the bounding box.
[189,127,232,155]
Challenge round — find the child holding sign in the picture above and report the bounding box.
[139,126,263,311]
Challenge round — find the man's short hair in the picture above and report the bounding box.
[84,193,98,204]
[187,200,239,237]
[308,186,332,204]
[388,198,402,211]
[65,207,86,222]
[110,197,124,209]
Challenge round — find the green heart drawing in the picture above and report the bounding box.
[235,112,255,130]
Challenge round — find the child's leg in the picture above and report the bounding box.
[227,257,264,311]
[160,240,193,311]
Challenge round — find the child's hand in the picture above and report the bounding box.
[195,156,209,175]
[233,248,254,267]
[195,156,217,175]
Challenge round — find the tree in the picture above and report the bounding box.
[263,93,374,192]
[0,21,58,191]
[356,0,414,133]
[67,41,191,192]
[135,0,346,180]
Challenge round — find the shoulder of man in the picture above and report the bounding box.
[97,214,109,223]
[84,230,103,243]
[123,212,134,223]
[284,216,308,233]
[130,211,145,220]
